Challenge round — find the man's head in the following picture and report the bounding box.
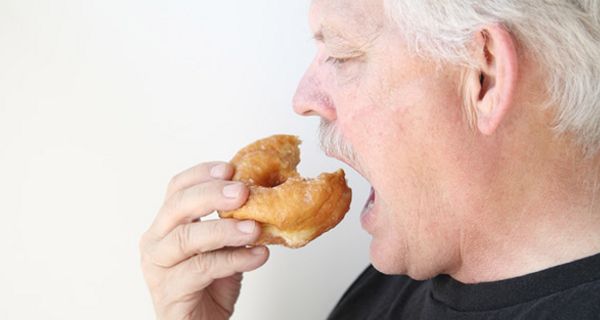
[293,0,600,279]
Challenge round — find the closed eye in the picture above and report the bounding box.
[325,56,352,66]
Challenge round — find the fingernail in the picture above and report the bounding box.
[251,246,265,255]
[210,164,227,178]
[236,220,255,234]
[223,183,243,198]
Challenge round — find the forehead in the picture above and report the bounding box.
[309,0,385,38]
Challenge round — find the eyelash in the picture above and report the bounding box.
[325,56,352,66]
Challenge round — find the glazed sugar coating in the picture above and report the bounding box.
[218,134,352,248]
[231,135,301,187]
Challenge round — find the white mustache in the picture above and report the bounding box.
[318,119,360,168]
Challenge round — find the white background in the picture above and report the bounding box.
[0,1,371,319]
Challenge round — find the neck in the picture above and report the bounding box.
[449,138,600,283]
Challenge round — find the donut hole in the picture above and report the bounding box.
[257,170,288,188]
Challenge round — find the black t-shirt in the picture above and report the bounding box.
[328,252,600,319]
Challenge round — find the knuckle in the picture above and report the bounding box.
[191,253,212,275]
[141,259,166,289]
[208,221,231,249]
[175,224,193,256]
[163,189,186,219]
[226,250,239,268]
[190,182,221,209]
[194,181,217,198]
[166,173,183,195]
[207,220,226,239]
[139,231,157,263]
[161,182,224,229]
[141,245,163,268]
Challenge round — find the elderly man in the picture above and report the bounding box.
[139,0,600,319]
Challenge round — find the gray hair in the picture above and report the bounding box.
[319,118,360,169]
[384,0,600,155]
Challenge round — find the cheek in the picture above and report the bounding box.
[334,74,401,154]
[345,106,388,140]
[338,103,395,175]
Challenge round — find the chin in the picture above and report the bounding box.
[369,236,408,275]
[369,236,437,280]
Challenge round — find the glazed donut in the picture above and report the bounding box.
[218,135,352,248]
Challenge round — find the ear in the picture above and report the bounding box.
[470,24,518,135]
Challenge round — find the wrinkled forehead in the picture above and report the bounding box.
[309,0,385,40]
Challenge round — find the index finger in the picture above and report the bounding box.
[150,180,249,238]
[165,161,233,200]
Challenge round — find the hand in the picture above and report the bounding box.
[139,161,269,320]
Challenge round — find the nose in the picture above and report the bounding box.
[292,56,336,121]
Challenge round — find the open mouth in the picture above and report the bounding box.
[360,186,377,233]
[362,187,375,213]
[360,187,377,234]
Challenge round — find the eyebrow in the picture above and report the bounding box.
[314,24,348,40]
[312,25,359,50]
[313,24,382,56]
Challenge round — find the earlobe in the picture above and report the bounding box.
[473,25,519,135]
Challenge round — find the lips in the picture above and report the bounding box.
[362,187,375,212]
[360,187,376,232]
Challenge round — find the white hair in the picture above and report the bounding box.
[319,118,361,169]
[384,0,600,155]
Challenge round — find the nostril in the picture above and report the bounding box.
[292,73,337,120]
[301,110,318,117]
